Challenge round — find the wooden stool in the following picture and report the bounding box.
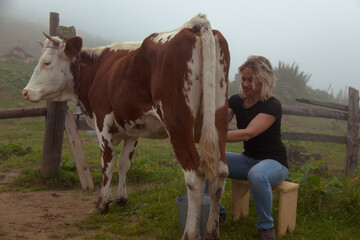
[231,179,299,238]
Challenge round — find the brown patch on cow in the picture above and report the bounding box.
[184,232,189,240]
[64,36,83,59]
[187,183,195,191]
[70,47,140,128]
[216,187,222,199]
[129,150,135,161]
[134,123,146,130]
[219,77,224,88]
[128,140,138,160]
[191,25,202,36]
[215,107,228,165]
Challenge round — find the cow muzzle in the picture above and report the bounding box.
[22,89,30,101]
[22,89,40,102]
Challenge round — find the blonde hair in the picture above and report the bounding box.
[238,55,276,101]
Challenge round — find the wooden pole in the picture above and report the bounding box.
[65,110,94,190]
[345,87,359,174]
[40,12,68,176]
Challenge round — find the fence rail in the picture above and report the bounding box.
[0,107,47,119]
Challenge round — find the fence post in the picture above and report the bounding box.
[345,87,359,174]
[40,12,68,176]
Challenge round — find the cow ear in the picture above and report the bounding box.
[64,36,83,59]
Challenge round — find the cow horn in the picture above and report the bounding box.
[37,40,44,48]
[43,32,60,46]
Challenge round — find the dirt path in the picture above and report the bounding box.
[0,190,99,240]
[0,170,100,240]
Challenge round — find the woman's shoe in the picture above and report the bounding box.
[258,228,275,240]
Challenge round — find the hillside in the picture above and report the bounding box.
[0,16,111,59]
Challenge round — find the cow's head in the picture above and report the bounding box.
[22,32,83,102]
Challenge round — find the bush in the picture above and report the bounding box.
[288,160,360,225]
[0,141,32,160]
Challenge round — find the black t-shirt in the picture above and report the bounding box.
[228,94,288,168]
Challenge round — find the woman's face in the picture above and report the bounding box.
[241,67,262,98]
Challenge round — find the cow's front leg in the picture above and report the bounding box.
[114,136,138,205]
[96,132,115,214]
[182,170,205,240]
[204,161,228,240]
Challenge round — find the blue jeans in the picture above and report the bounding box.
[206,152,289,230]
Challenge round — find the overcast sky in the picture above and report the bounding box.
[2,0,360,93]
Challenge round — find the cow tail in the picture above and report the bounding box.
[198,18,219,180]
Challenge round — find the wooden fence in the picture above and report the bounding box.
[281,87,359,174]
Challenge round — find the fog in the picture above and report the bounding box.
[1,0,360,93]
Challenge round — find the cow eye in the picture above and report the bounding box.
[44,60,52,66]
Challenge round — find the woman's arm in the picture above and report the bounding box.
[226,113,276,142]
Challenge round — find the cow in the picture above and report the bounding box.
[23,14,230,240]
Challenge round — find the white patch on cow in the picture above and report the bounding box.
[184,38,202,119]
[151,14,210,45]
[83,41,142,58]
[214,35,228,110]
[122,109,168,139]
[23,38,76,102]
[151,29,180,44]
[95,112,114,152]
[154,100,171,140]
[155,100,164,120]
[217,160,229,176]
[115,136,138,201]
[182,170,205,236]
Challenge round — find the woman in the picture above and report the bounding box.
[226,55,288,240]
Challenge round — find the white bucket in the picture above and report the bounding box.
[176,194,210,238]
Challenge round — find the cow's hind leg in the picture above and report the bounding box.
[166,129,204,240]
[162,129,205,240]
[182,169,205,240]
[114,137,138,205]
[204,161,228,240]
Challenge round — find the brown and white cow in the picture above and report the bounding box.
[23,14,230,240]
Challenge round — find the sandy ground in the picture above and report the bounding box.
[0,172,100,240]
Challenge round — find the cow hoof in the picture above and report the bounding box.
[114,198,128,206]
[96,198,112,214]
[204,231,220,240]
[181,232,201,240]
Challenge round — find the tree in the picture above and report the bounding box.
[274,61,311,105]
